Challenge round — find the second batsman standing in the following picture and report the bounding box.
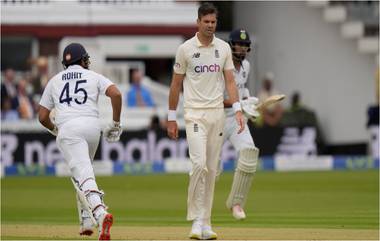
[167,3,244,240]
[223,29,260,220]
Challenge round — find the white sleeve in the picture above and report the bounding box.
[173,45,187,74]
[97,73,114,95]
[39,80,54,110]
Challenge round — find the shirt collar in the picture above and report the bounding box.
[195,32,216,47]
[67,65,83,70]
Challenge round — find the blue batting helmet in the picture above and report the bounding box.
[62,43,89,67]
[228,29,252,61]
[228,29,251,46]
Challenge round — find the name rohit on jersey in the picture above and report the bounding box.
[62,72,83,80]
[194,63,221,73]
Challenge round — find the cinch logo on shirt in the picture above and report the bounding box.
[194,64,221,73]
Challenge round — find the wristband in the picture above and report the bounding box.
[113,121,120,127]
[168,110,177,121]
[232,102,242,113]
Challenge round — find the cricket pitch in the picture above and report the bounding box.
[2,224,379,240]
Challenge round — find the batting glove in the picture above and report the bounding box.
[104,121,122,142]
[241,96,260,119]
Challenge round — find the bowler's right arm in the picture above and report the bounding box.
[167,73,184,140]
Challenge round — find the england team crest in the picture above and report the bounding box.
[215,49,219,58]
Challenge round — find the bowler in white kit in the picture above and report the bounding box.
[167,3,244,240]
[38,43,123,240]
[223,29,260,220]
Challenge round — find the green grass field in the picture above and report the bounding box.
[1,170,379,240]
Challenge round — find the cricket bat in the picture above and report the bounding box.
[256,94,286,111]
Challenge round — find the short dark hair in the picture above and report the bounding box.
[198,2,218,19]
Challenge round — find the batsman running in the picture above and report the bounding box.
[38,43,122,240]
[222,29,260,220]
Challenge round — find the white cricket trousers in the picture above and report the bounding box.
[56,117,101,184]
[224,115,255,151]
[185,108,225,224]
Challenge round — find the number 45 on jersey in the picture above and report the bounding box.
[59,80,88,105]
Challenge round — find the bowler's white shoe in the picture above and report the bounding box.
[232,205,246,220]
[189,219,202,240]
[201,225,217,240]
[97,212,113,240]
[79,216,95,236]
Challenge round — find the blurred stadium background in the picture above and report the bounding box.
[1,0,379,240]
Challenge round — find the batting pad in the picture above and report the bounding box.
[226,148,259,209]
[71,177,107,226]
[226,169,254,209]
[237,147,259,173]
[72,178,98,227]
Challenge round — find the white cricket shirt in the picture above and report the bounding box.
[173,33,234,109]
[39,65,113,127]
[225,59,251,117]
